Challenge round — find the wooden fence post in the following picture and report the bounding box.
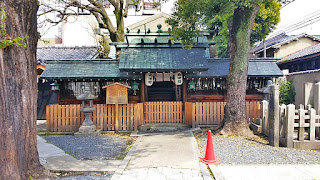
[184,102,192,126]
[309,108,316,141]
[285,104,295,148]
[261,100,269,136]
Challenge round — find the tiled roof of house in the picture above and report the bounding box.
[251,33,320,54]
[41,60,142,79]
[119,47,209,72]
[37,46,99,61]
[186,58,283,78]
[282,43,320,61]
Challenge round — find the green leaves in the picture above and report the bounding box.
[168,0,280,55]
[0,8,29,48]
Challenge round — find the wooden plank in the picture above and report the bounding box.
[206,102,210,125]
[192,103,196,128]
[213,102,217,124]
[221,102,225,123]
[58,105,62,132]
[103,105,107,131]
[66,105,70,132]
[195,102,200,126]
[170,102,174,123]
[107,105,111,131]
[61,105,65,132]
[216,102,221,124]
[209,102,214,125]
[159,101,163,122]
[156,102,159,123]
[115,104,119,132]
[46,105,50,132]
[52,105,57,132]
[130,104,134,130]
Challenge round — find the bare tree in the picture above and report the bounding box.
[38,0,138,58]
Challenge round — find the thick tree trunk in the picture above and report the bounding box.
[0,1,44,179]
[220,5,259,136]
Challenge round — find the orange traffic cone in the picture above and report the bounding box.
[201,130,220,164]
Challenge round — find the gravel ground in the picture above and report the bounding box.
[197,131,320,165]
[44,134,134,160]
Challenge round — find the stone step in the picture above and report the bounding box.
[138,123,191,133]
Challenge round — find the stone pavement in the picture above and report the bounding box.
[37,135,121,172]
[209,164,320,180]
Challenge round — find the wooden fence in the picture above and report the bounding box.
[144,101,183,124]
[46,101,261,133]
[186,101,261,128]
[46,103,143,132]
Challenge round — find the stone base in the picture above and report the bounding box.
[74,124,100,137]
[139,123,191,133]
[249,123,262,134]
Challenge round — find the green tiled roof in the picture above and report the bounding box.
[186,58,283,78]
[119,47,209,72]
[41,60,142,79]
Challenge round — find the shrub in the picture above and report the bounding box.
[279,80,295,104]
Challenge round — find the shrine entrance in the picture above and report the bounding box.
[147,81,176,101]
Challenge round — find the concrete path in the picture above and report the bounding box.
[127,132,200,170]
[37,135,121,172]
[209,164,320,180]
[113,131,208,180]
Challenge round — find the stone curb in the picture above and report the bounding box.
[208,165,225,180]
[110,135,142,180]
[187,130,213,180]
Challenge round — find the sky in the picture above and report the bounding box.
[40,0,320,39]
[269,0,320,37]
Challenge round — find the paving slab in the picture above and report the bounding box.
[119,167,202,180]
[126,131,200,170]
[211,164,320,180]
[37,135,71,165]
[45,156,121,172]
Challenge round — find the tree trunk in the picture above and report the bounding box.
[0,1,44,179]
[220,5,259,136]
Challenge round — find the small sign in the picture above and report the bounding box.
[102,83,131,104]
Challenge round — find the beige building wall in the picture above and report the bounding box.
[274,37,319,58]
[126,13,171,33]
[127,16,171,32]
[287,71,320,108]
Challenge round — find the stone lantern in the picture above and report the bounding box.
[258,80,273,100]
[74,87,99,136]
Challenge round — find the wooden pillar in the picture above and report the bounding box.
[223,91,227,102]
[141,80,145,103]
[184,102,192,126]
[182,79,187,104]
[145,83,148,102]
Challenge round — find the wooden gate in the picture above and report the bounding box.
[144,101,183,123]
